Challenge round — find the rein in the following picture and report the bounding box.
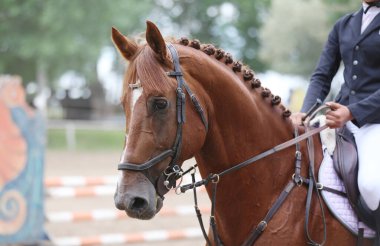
[117,43,208,198]
[180,105,331,246]
[180,122,328,192]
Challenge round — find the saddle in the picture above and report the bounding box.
[332,126,376,229]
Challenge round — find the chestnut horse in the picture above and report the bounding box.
[112,21,371,245]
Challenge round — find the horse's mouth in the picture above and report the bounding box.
[125,207,155,220]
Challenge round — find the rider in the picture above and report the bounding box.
[291,0,380,243]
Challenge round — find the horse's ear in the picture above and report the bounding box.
[146,21,167,62]
[111,27,138,61]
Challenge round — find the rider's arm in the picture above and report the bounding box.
[301,20,342,113]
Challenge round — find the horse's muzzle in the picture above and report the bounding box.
[114,173,163,220]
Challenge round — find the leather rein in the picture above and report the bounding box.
[117,43,208,198]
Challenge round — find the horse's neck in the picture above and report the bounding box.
[187,57,294,176]
[185,52,301,242]
[195,90,295,192]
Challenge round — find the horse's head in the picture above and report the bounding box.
[112,21,208,219]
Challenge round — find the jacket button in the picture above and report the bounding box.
[353,60,358,65]
[355,45,360,50]
[351,90,356,95]
[352,75,357,80]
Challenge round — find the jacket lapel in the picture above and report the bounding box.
[357,11,380,44]
[351,9,363,40]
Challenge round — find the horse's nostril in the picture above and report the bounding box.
[130,197,147,210]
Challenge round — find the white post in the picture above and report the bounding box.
[65,123,76,150]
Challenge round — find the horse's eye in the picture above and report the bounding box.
[154,99,168,110]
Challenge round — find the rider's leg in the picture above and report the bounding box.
[346,122,380,210]
[376,204,380,245]
[346,122,380,244]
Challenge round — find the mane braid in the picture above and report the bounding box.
[175,37,292,119]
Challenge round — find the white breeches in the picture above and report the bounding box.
[346,121,380,211]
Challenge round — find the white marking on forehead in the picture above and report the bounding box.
[123,80,142,173]
[119,135,128,163]
[132,87,143,109]
[131,80,143,111]
[118,134,128,181]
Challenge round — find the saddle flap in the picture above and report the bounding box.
[332,126,359,207]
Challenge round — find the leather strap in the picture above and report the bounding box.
[118,150,174,171]
[180,125,328,194]
[210,181,223,246]
[304,127,327,246]
[191,171,212,246]
[242,181,296,246]
[294,127,303,185]
[357,228,364,246]
[217,125,328,178]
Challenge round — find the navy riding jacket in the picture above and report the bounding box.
[302,7,380,127]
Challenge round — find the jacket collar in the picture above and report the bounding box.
[353,6,380,44]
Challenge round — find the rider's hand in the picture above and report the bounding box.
[290,112,306,126]
[325,102,353,128]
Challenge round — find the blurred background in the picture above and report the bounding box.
[0,0,360,245]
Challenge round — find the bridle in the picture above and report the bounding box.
[117,43,208,198]
[117,43,333,245]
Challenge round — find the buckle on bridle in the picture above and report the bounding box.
[163,165,184,191]
[292,173,303,187]
[211,174,220,184]
[295,150,302,160]
[166,71,183,77]
[256,221,268,232]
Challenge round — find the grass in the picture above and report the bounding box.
[47,128,125,151]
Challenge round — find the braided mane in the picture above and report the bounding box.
[175,37,292,119]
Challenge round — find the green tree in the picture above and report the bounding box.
[152,0,271,72]
[258,0,329,76]
[258,0,361,77]
[0,0,152,86]
[324,0,359,22]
